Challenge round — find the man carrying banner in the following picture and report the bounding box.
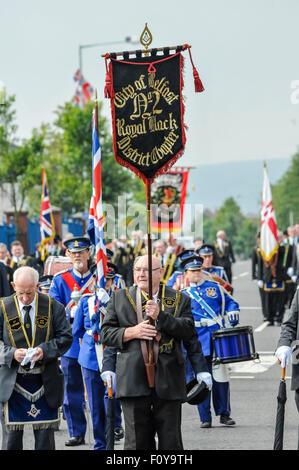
[0,266,72,450]
[49,236,94,446]
[101,254,198,450]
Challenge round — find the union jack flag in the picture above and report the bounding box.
[73,68,82,82]
[40,169,55,261]
[87,99,107,288]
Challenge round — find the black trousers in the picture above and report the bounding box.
[6,428,55,450]
[121,390,183,450]
[264,290,285,323]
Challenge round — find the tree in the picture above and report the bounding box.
[0,95,45,236]
[201,197,258,258]
[210,197,245,243]
[43,100,145,217]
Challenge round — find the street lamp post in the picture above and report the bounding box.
[78,36,138,74]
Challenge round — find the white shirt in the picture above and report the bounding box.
[217,238,224,252]
[17,295,37,330]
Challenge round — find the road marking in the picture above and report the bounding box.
[233,271,249,280]
[230,376,254,379]
[240,306,262,309]
[255,321,269,332]
[228,354,277,375]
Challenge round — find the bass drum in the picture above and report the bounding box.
[44,255,73,276]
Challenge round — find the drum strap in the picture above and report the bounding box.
[187,287,223,328]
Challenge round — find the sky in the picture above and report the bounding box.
[1,0,299,168]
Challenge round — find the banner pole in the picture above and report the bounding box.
[146,180,153,300]
[145,179,155,366]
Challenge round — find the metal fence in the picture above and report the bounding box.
[0,218,84,254]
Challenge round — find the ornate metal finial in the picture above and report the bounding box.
[140,23,153,55]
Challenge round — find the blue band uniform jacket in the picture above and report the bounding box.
[182,280,240,357]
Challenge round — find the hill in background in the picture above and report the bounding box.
[185,158,291,217]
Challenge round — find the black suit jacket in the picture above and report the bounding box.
[0,262,10,297]
[213,240,235,269]
[0,294,73,409]
[101,285,197,401]
[278,288,299,391]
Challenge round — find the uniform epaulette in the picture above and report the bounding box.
[53,268,70,277]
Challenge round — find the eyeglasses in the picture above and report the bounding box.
[134,267,161,273]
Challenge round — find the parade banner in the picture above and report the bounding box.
[104,45,203,182]
[151,169,189,233]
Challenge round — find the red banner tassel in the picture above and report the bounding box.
[185,44,204,93]
[104,55,115,98]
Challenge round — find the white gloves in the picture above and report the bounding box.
[21,348,38,369]
[70,305,78,319]
[227,312,239,326]
[100,370,116,387]
[287,267,294,277]
[291,275,297,283]
[275,346,292,368]
[257,280,264,288]
[96,288,110,305]
[196,372,213,391]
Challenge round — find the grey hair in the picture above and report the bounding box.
[0,242,7,250]
[133,255,162,270]
[13,266,39,286]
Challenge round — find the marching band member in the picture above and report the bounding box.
[197,244,233,294]
[49,236,94,447]
[181,254,240,429]
[72,262,124,450]
[166,249,194,289]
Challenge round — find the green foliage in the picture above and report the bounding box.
[0,95,145,225]
[203,197,258,259]
[0,95,46,231]
[43,100,145,215]
[272,151,299,229]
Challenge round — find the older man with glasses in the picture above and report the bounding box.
[101,254,202,450]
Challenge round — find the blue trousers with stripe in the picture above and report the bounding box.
[61,356,87,438]
[82,367,107,450]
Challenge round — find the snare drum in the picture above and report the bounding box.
[212,326,259,364]
[44,255,73,276]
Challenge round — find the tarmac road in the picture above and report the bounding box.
[1,259,298,452]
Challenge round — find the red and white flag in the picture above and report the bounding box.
[260,164,278,263]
